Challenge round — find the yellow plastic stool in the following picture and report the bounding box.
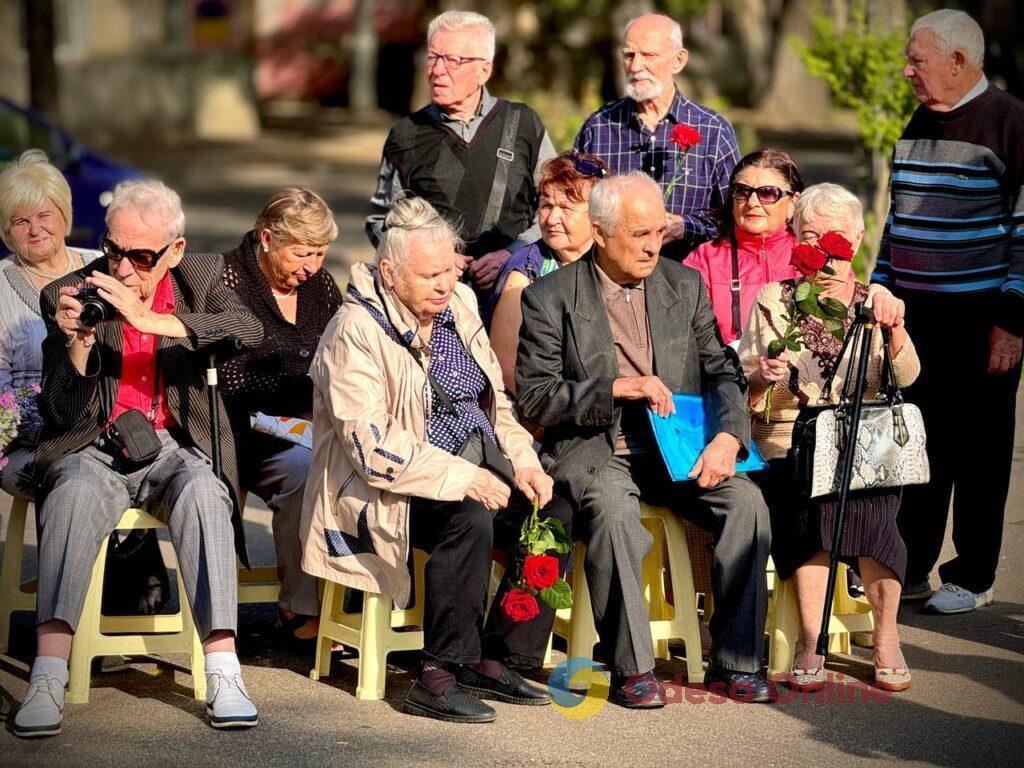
[767,562,875,678]
[234,490,282,605]
[310,549,429,700]
[67,508,206,704]
[0,497,38,653]
[553,503,705,686]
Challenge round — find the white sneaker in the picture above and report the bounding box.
[924,583,993,614]
[206,668,258,729]
[13,673,65,738]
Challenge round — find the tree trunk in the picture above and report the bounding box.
[721,0,773,103]
[863,148,891,278]
[25,0,59,122]
[348,0,379,119]
[758,0,832,121]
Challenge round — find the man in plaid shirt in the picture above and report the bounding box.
[574,13,740,258]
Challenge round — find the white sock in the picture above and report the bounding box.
[31,656,69,686]
[205,651,240,674]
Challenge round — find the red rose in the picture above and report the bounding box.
[501,588,541,623]
[791,244,827,277]
[818,231,855,261]
[669,124,702,151]
[523,554,560,591]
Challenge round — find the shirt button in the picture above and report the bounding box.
[299,347,310,358]
[587,466,596,475]
[141,334,149,341]
[141,376,148,382]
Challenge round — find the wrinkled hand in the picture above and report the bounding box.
[988,325,1023,375]
[688,432,740,489]
[465,467,512,510]
[454,253,473,280]
[467,249,510,289]
[514,466,554,509]
[663,213,686,243]
[612,375,675,417]
[55,284,96,346]
[758,351,790,383]
[866,287,905,329]
[86,272,152,331]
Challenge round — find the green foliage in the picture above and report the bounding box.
[507,90,603,152]
[795,1,918,155]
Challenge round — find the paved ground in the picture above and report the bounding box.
[1,126,1022,766]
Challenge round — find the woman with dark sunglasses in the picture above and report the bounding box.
[486,152,609,391]
[684,148,805,348]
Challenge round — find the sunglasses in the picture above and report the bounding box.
[730,183,794,205]
[101,235,174,271]
[559,153,607,179]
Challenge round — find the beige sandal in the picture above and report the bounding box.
[789,666,827,692]
[874,666,912,692]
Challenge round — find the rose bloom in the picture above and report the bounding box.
[501,588,541,623]
[818,231,855,261]
[791,243,827,276]
[523,554,560,591]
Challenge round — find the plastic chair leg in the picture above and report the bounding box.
[0,498,30,653]
[767,577,800,679]
[658,514,705,684]
[176,567,207,701]
[310,581,338,682]
[355,592,391,700]
[66,534,111,704]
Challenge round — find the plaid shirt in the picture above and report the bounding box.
[573,90,740,251]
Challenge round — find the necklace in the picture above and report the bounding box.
[16,249,75,282]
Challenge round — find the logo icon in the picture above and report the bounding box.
[547,657,610,720]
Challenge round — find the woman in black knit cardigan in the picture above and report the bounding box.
[220,187,342,644]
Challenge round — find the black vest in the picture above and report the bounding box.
[384,99,545,258]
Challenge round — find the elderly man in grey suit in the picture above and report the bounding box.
[516,172,771,706]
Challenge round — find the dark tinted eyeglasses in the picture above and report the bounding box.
[730,183,793,205]
[101,235,173,271]
[559,154,607,179]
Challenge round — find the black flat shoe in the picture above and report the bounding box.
[608,672,666,709]
[402,681,496,723]
[703,662,773,703]
[455,665,550,706]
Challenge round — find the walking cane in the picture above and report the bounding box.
[206,351,222,480]
[815,304,876,657]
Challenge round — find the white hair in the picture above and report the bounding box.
[0,149,73,249]
[377,197,462,273]
[793,183,864,235]
[911,9,985,69]
[105,179,185,241]
[589,172,662,233]
[624,14,684,50]
[427,11,496,60]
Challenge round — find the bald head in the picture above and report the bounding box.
[622,14,687,103]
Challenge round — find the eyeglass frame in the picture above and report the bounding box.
[425,53,488,72]
[101,234,175,271]
[729,183,794,205]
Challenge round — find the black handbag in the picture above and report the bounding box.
[101,528,171,616]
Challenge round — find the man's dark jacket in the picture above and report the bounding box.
[515,251,750,503]
[35,252,264,562]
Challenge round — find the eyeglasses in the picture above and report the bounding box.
[426,53,487,72]
[101,235,174,271]
[730,183,794,205]
[559,153,607,179]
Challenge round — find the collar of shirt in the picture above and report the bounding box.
[594,258,645,299]
[148,269,176,314]
[426,87,497,126]
[628,88,687,132]
[952,74,989,110]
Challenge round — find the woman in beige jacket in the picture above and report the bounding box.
[301,198,570,724]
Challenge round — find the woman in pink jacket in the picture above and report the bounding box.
[684,149,804,347]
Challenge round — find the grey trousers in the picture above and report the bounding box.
[36,429,238,640]
[576,454,770,676]
[242,433,319,617]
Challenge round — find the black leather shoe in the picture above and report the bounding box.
[454,664,550,706]
[608,672,666,709]
[703,662,773,703]
[402,681,496,723]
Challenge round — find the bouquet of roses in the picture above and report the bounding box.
[761,232,856,423]
[500,498,574,623]
[662,124,702,201]
[0,383,42,471]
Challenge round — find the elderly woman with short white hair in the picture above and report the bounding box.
[0,150,100,498]
[738,183,921,693]
[302,197,571,723]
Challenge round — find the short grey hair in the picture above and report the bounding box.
[105,179,185,241]
[624,14,684,51]
[0,149,73,250]
[793,183,864,235]
[911,9,985,69]
[377,197,462,273]
[589,172,663,234]
[427,11,496,60]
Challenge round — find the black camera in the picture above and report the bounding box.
[76,285,117,327]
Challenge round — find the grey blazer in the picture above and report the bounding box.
[35,252,264,562]
[515,251,751,504]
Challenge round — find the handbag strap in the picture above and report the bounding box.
[728,232,742,339]
[479,102,522,235]
[821,305,904,406]
[819,303,862,403]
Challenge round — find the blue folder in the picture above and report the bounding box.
[646,394,767,482]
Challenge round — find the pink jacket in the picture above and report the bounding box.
[684,226,797,345]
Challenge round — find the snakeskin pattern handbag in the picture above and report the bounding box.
[789,326,929,499]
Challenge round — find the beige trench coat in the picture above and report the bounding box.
[300,262,541,607]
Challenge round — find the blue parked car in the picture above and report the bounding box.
[0,98,142,253]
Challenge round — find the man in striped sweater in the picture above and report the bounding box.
[872,10,1023,615]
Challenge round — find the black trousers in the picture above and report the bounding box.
[895,289,1022,593]
[409,434,572,668]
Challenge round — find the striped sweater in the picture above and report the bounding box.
[872,83,1024,335]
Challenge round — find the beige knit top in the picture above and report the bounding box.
[737,280,921,460]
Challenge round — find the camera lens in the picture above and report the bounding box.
[79,301,107,327]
